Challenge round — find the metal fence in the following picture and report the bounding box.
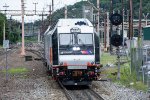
[134,46,150,91]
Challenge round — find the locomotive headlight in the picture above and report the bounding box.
[72,47,76,51]
[72,47,80,51]
[76,47,80,50]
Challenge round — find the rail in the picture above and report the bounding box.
[58,80,74,100]
[88,88,104,100]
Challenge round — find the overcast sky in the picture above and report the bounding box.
[0,0,82,22]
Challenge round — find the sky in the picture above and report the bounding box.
[0,0,82,22]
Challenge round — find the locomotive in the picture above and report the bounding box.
[44,18,101,85]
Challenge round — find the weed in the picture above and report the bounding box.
[2,67,29,75]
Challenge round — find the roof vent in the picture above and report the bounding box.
[75,21,87,26]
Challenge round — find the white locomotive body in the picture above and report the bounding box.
[44,18,100,85]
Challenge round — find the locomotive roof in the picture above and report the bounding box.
[44,18,94,35]
[57,18,93,27]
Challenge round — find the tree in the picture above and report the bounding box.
[0,13,21,44]
[8,19,21,43]
[0,13,6,45]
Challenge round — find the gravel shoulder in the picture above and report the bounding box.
[92,79,150,100]
[0,48,67,100]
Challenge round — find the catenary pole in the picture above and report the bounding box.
[21,0,25,55]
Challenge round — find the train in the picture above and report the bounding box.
[44,18,101,85]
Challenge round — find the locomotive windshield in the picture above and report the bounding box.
[78,34,93,45]
[59,34,74,45]
[59,33,93,46]
[59,33,94,55]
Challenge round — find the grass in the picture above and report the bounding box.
[102,64,148,91]
[100,53,117,65]
[101,52,148,92]
[2,67,29,75]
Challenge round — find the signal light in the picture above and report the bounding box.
[111,34,123,47]
[110,13,123,26]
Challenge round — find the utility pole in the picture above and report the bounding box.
[137,0,143,80]
[106,12,110,49]
[3,3,9,41]
[104,13,107,49]
[47,4,52,25]
[33,2,38,15]
[138,0,142,39]
[129,0,133,39]
[39,7,45,42]
[3,21,5,40]
[65,5,67,19]
[52,0,54,13]
[129,0,133,74]
[97,0,100,39]
[97,0,101,58]
[3,4,9,82]
[9,15,12,40]
[21,0,25,56]
[109,0,113,52]
[121,0,124,46]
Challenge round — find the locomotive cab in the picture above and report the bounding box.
[44,19,101,85]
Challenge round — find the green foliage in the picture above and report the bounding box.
[0,13,21,44]
[90,0,149,19]
[0,13,6,45]
[8,20,21,43]
[25,36,38,42]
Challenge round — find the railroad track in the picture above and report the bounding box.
[24,43,45,62]
[58,80,104,100]
[86,88,104,100]
[0,48,18,57]
[58,80,74,100]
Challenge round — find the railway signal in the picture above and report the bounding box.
[109,13,123,26]
[111,34,123,47]
[109,13,123,80]
[109,13,123,47]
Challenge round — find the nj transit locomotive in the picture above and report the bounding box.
[44,18,101,85]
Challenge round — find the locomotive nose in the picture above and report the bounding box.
[59,55,95,66]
